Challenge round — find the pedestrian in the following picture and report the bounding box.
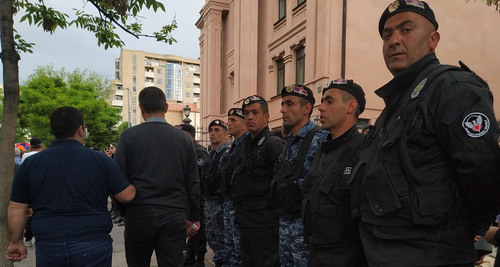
[302,79,368,266]
[203,119,230,266]
[356,1,500,265]
[232,95,284,267]
[114,86,201,267]
[6,106,136,266]
[177,123,210,267]
[272,84,328,266]
[219,108,248,266]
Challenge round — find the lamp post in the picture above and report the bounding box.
[182,104,192,124]
[314,115,320,125]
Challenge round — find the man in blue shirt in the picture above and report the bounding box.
[6,106,136,266]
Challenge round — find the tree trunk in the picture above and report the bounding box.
[0,0,21,265]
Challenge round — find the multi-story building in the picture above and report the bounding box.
[196,0,500,131]
[111,49,203,140]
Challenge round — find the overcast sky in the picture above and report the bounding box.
[1,0,205,83]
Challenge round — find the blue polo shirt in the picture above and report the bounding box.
[11,139,130,245]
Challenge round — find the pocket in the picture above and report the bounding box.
[412,185,451,225]
[363,163,402,216]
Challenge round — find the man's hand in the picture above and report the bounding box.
[186,221,200,237]
[485,226,499,245]
[5,242,27,262]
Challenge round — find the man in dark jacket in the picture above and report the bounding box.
[356,1,500,265]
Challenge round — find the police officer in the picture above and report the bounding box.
[272,84,328,266]
[301,79,368,266]
[232,95,284,267]
[177,123,209,267]
[356,1,500,265]
[204,119,230,266]
[219,108,248,266]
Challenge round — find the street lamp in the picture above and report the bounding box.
[183,104,192,124]
[314,115,320,125]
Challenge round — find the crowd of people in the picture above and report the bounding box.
[6,1,500,267]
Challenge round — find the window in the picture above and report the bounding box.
[115,95,123,100]
[133,108,136,114]
[298,0,306,5]
[133,75,136,84]
[132,97,136,105]
[157,78,162,84]
[133,86,136,94]
[279,0,286,20]
[193,73,200,79]
[115,71,120,79]
[186,92,191,97]
[185,82,190,87]
[115,61,119,70]
[296,47,305,84]
[277,59,285,94]
[157,68,162,74]
[133,65,136,74]
[186,72,190,78]
[132,54,136,63]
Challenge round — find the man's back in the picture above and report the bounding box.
[114,121,200,213]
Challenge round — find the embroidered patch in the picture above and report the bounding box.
[258,136,266,146]
[244,99,250,105]
[286,85,293,92]
[293,85,309,96]
[388,0,400,12]
[462,112,490,138]
[405,0,424,9]
[197,158,205,166]
[411,77,427,99]
[343,167,352,175]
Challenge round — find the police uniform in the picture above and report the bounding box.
[204,119,230,266]
[232,95,284,267]
[302,79,368,267]
[219,108,248,267]
[272,85,328,266]
[356,2,500,265]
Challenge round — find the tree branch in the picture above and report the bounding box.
[87,0,139,39]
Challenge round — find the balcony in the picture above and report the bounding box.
[145,71,155,78]
[144,81,155,87]
[112,100,124,107]
[193,87,200,94]
[115,89,124,96]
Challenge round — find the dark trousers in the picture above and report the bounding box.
[125,206,186,267]
[308,244,368,267]
[239,226,279,267]
[185,203,207,255]
[36,241,112,267]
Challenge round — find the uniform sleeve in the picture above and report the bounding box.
[436,77,500,234]
[186,140,201,221]
[267,136,285,162]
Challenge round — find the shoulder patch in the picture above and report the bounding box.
[411,77,427,99]
[197,158,205,166]
[258,136,266,146]
[462,112,490,138]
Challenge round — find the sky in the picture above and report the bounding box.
[1,0,205,83]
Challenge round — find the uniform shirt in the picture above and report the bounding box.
[219,132,249,198]
[203,142,229,197]
[11,139,130,245]
[281,120,328,188]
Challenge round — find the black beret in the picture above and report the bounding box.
[29,137,43,146]
[379,0,438,37]
[176,124,196,136]
[281,84,315,105]
[228,108,244,119]
[242,95,268,112]
[323,79,366,114]
[208,119,227,131]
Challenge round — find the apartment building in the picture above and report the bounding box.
[111,49,202,136]
[196,0,500,131]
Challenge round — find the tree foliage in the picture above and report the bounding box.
[467,0,500,11]
[18,66,121,149]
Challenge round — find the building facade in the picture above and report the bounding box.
[111,49,204,140]
[196,0,500,131]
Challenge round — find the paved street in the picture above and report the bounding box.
[13,223,215,267]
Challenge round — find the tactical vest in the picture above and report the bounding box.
[231,130,281,201]
[219,143,244,199]
[271,127,320,219]
[302,129,364,245]
[355,63,487,230]
[202,146,227,197]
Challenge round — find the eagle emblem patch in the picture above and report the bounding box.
[462,112,490,138]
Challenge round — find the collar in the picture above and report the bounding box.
[286,120,316,140]
[233,131,249,146]
[321,125,359,152]
[50,139,84,147]
[146,117,167,123]
[249,126,271,146]
[376,53,439,101]
[215,142,229,153]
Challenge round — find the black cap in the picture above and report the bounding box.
[208,119,227,131]
[228,108,244,119]
[323,79,366,114]
[242,95,267,112]
[379,0,438,37]
[176,124,196,136]
[29,137,43,146]
[281,84,315,105]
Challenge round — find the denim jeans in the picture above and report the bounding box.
[35,240,112,267]
[125,206,186,267]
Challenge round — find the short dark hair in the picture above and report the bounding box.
[299,97,314,117]
[139,86,167,113]
[50,106,84,139]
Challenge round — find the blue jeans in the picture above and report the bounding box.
[35,240,112,267]
[125,206,186,267]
